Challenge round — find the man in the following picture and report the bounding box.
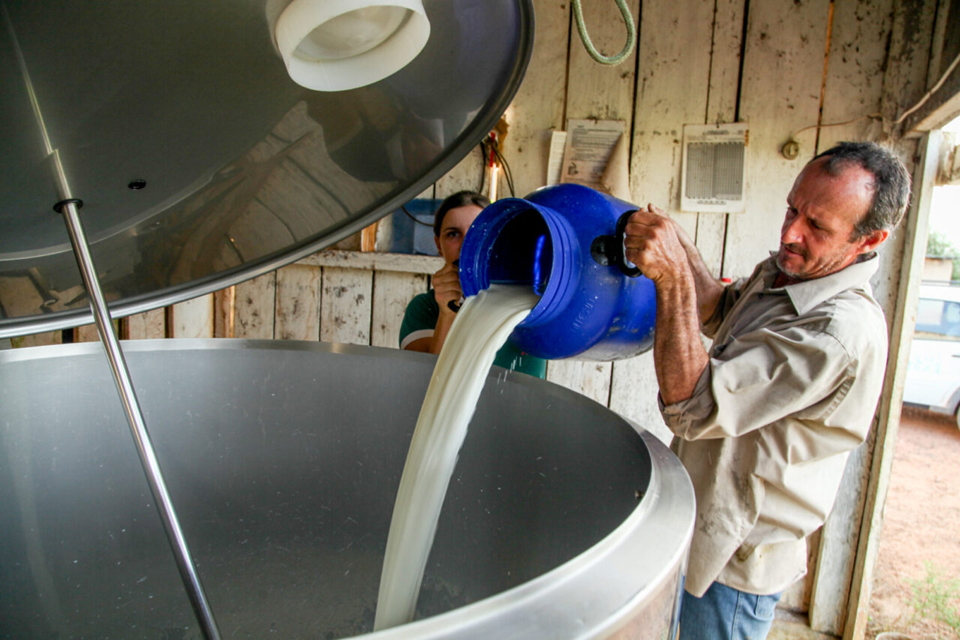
[623,142,911,639]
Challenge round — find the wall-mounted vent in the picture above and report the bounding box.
[680,123,748,213]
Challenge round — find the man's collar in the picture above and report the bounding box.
[761,252,879,315]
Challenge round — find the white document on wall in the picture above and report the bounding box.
[559,119,625,190]
[546,130,568,186]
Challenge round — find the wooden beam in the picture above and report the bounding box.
[296,249,443,275]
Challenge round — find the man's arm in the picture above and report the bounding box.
[668,212,725,323]
[623,205,712,405]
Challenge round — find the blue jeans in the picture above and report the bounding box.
[677,582,781,640]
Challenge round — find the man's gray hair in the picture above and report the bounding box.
[813,141,912,238]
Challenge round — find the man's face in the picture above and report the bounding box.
[776,158,887,282]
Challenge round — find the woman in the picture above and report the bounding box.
[398,191,546,378]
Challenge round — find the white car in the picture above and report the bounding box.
[902,282,960,426]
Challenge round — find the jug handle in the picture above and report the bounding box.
[449,259,463,312]
[614,211,643,278]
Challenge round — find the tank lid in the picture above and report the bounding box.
[0,0,533,338]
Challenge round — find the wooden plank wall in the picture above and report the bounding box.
[8,0,943,636]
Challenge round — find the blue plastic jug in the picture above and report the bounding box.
[459,183,657,360]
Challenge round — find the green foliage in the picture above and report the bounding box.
[908,562,960,637]
[926,231,960,281]
[927,231,959,258]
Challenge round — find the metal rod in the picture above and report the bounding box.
[54,158,222,640]
[3,2,223,630]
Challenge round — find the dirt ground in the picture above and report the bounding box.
[866,406,960,639]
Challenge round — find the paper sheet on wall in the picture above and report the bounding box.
[559,120,625,191]
[546,131,567,186]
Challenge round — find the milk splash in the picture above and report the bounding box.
[373,285,539,631]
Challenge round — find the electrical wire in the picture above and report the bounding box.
[477,141,487,194]
[895,50,960,125]
[790,113,883,139]
[400,204,433,227]
[492,145,516,197]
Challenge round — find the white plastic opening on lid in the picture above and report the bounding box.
[275,0,430,92]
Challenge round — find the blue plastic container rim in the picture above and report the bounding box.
[460,197,581,327]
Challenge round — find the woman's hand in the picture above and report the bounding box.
[432,262,463,317]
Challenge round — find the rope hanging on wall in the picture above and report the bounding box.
[571,0,636,66]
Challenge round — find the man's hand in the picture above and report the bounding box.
[621,203,713,405]
[622,204,690,286]
[432,262,463,317]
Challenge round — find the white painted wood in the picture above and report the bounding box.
[297,250,443,275]
[545,360,612,406]
[629,0,714,236]
[609,352,672,445]
[124,309,166,340]
[817,1,893,152]
[12,331,62,348]
[567,0,640,123]
[275,265,321,341]
[694,214,729,278]
[436,147,486,198]
[723,0,832,281]
[501,0,568,197]
[233,272,277,339]
[75,323,100,343]
[372,271,429,348]
[320,267,373,345]
[171,294,214,339]
[698,0,745,277]
[706,0,747,127]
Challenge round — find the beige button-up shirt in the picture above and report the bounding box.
[661,254,888,597]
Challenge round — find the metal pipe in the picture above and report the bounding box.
[3,1,222,629]
[52,150,222,640]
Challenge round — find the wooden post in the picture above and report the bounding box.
[361,222,379,252]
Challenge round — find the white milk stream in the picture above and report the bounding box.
[373,284,539,631]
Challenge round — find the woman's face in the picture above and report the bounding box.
[435,204,483,265]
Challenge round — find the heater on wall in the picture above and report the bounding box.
[680,123,748,213]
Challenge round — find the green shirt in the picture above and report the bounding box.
[399,291,547,379]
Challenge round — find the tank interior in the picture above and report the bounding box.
[0,341,688,638]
